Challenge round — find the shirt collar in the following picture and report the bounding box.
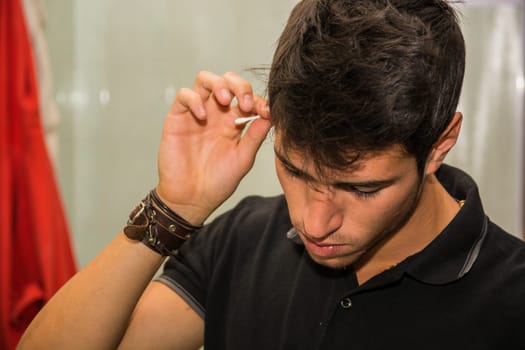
[403,164,488,285]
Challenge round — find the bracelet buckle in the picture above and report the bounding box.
[123,190,202,256]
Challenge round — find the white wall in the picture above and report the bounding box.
[451,3,524,237]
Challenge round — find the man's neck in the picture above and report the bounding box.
[354,173,461,285]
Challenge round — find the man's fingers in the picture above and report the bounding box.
[221,72,255,112]
[238,117,272,167]
[230,95,270,124]
[172,71,266,123]
[253,94,271,120]
[192,71,254,112]
[171,87,207,120]
[193,71,230,103]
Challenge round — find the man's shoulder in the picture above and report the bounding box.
[232,194,288,214]
[224,194,290,229]
[485,220,525,258]
[478,220,525,286]
[195,194,291,250]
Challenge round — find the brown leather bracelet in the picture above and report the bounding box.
[123,190,202,256]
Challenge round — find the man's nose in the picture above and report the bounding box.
[302,186,343,241]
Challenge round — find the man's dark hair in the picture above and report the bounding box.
[268,0,465,177]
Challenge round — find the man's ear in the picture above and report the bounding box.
[425,112,463,175]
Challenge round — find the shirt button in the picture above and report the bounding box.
[340,297,352,309]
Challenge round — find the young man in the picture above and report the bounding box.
[19,0,525,349]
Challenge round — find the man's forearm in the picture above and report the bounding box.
[17,232,164,349]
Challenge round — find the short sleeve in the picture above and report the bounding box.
[155,211,229,319]
[155,195,290,319]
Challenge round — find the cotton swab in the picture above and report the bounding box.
[234,116,261,125]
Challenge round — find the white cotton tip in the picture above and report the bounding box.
[234,115,261,125]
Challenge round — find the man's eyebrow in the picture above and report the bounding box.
[333,178,397,189]
[274,148,399,189]
[274,148,315,181]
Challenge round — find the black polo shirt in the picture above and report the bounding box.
[158,165,525,349]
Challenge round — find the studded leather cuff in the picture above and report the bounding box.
[123,190,202,256]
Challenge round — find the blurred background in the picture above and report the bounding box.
[39,0,524,268]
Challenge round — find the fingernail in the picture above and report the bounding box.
[243,94,253,107]
[196,106,206,118]
[220,89,230,100]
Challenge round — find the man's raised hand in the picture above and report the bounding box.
[156,71,272,225]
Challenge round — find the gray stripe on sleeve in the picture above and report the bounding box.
[155,275,206,320]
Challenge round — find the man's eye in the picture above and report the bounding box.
[336,184,382,199]
[353,188,380,199]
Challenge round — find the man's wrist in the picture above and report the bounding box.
[123,190,203,256]
[154,187,210,226]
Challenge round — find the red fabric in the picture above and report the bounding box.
[0,1,77,348]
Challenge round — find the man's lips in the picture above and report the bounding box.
[299,234,347,259]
